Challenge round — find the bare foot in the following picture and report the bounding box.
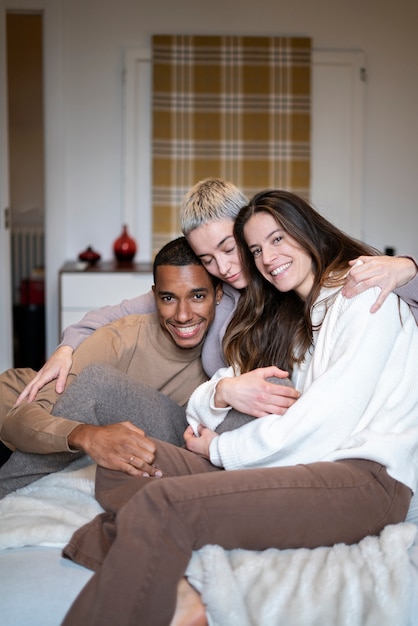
[170,578,208,626]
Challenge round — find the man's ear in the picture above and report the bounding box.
[215,283,223,305]
[152,285,156,294]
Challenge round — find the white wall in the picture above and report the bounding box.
[14,0,418,354]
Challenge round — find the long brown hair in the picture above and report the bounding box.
[223,190,379,374]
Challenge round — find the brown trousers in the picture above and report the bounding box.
[62,439,411,626]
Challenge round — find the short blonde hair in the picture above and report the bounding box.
[180,178,248,235]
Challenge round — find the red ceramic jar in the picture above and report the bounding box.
[113,225,137,263]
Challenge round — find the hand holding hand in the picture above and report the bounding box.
[68,421,162,477]
[15,345,74,405]
[342,256,417,313]
[215,366,300,417]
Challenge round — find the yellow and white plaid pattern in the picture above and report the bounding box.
[152,35,311,253]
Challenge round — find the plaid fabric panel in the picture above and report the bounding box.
[152,35,311,254]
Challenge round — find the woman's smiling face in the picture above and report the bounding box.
[244,211,314,301]
[187,219,248,290]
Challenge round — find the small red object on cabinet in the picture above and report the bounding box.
[78,246,101,265]
[113,224,137,263]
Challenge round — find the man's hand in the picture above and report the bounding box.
[68,422,162,477]
[214,366,300,417]
[15,345,74,405]
[183,425,217,459]
[342,256,418,313]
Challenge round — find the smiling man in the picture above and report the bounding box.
[0,237,223,495]
[152,263,218,349]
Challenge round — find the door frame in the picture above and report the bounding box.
[0,0,64,367]
[0,1,13,371]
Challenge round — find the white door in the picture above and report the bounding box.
[0,1,13,371]
[311,51,366,238]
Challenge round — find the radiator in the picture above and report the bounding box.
[11,225,45,305]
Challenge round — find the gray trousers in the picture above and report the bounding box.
[0,363,254,498]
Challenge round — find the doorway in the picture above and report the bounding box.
[6,11,45,369]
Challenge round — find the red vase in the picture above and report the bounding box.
[78,246,101,265]
[113,225,137,263]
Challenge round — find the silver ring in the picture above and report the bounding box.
[129,456,134,464]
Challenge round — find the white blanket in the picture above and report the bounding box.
[1,458,417,626]
[0,457,103,549]
[187,526,417,626]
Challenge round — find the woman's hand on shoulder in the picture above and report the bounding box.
[15,345,74,405]
[214,366,300,417]
[342,255,417,313]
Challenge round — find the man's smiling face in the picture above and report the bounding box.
[153,264,222,349]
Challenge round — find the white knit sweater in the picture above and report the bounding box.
[186,286,418,491]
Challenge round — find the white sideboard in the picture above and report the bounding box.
[59,261,154,336]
